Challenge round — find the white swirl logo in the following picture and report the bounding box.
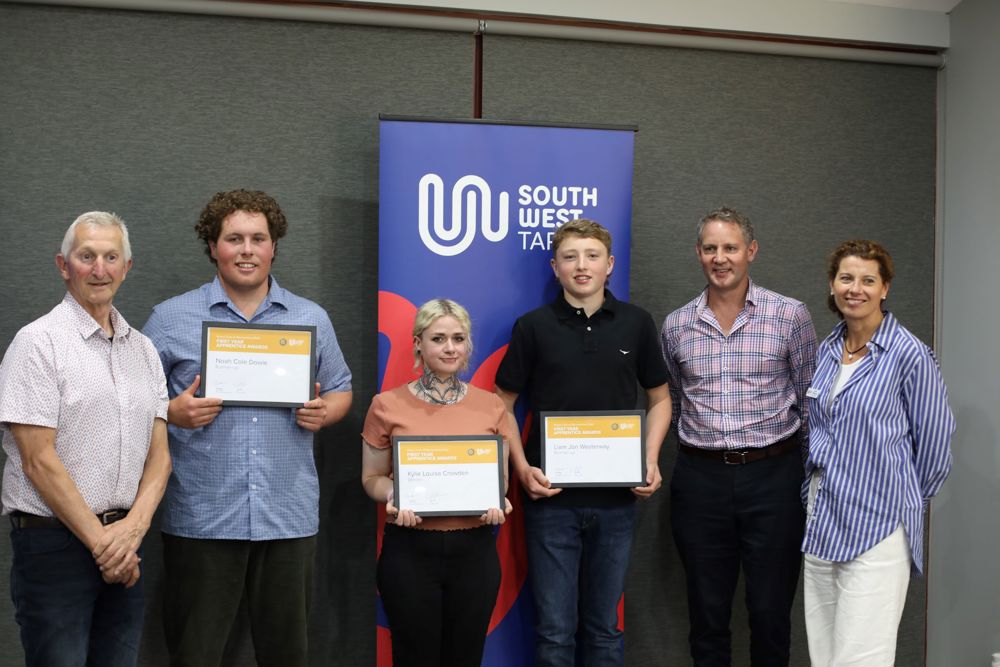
[418,173,509,256]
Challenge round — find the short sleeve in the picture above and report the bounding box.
[0,330,61,428]
[316,313,352,394]
[361,393,391,449]
[141,336,170,422]
[636,310,669,389]
[495,317,533,394]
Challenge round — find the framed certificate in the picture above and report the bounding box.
[200,322,317,408]
[392,435,505,517]
[541,410,646,487]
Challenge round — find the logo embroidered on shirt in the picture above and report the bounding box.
[620,349,630,355]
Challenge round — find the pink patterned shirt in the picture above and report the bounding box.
[0,293,168,516]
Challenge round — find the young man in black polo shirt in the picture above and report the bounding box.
[495,218,670,667]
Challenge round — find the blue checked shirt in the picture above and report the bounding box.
[143,276,352,540]
[802,312,954,574]
[660,280,817,449]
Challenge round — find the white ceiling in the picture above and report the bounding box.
[825,0,961,12]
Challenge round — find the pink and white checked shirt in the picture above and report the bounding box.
[0,293,168,516]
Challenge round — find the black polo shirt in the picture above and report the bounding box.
[495,290,669,507]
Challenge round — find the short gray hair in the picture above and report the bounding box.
[696,206,755,246]
[60,211,132,262]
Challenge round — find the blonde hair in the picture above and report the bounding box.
[412,299,473,371]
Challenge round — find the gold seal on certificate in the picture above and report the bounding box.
[541,410,646,487]
[392,436,505,517]
[200,322,317,407]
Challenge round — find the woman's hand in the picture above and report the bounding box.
[386,487,422,527]
[480,497,513,525]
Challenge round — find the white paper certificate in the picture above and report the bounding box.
[200,322,316,407]
[541,411,646,487]
[392,436,505,517]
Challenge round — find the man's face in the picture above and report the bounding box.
[56,224,131,318]
[696,220,758,295]
[209,210,275,294]
[551,234,614,305]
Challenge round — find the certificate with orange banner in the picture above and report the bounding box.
[541,410,646,487]
[200,322,316,407]
[392,436,505,517]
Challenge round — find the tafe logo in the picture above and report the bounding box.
[418,173,509,256]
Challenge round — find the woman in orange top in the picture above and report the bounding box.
[361,298,512,667]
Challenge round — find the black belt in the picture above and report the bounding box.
[680,436,799,465]
[9,509,129,529]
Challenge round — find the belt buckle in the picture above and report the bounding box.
[723,450,747,465]
[98,510,126,526]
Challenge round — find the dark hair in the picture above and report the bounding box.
[195,189,288,264]
[697,206,755,245]
[826,239,895,316]
[551,219,612,256]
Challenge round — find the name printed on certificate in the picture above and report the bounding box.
[201,322,316,407]
[393,436,504,517]
[542,411,646,487]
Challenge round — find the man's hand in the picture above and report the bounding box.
[632,461,662,498]
[296,383,328,432]
[102,562,141,588]
[92,517,145,577]
[519,466,562,500]
[167,374,222,429]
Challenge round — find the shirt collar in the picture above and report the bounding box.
[822,310,899,355]
[553,289,619,321]
[206,274,288,318]
[695,278,758,317]
[62,292,131,341]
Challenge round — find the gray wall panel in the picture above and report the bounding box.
[0,3,472,665]
[482,34,937,667]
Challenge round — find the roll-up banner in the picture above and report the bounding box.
[377,117,636,666]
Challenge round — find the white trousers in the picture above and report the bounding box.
[804,477,911,667]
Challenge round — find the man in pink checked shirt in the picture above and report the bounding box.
[660,206,817,667]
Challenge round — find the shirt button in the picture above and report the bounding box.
[252,417,258,423]
[251,449,257,455]
[586,326,592,332]
[251,484,257,490]
[576,310,581,315]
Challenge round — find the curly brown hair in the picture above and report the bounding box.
[195,189,289,264]
[826,239,895,316]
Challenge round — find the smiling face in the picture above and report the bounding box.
[209,210,275,298]
[551,234,614,308]
[830,255,889,328]
[56,224,132,320]
[414,315,469,379]
[697,219,758,296]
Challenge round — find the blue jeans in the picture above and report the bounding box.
[9,524,144,667]
[523,501,636,667]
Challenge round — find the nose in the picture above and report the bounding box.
[443,338,455,352]
[239,238,253,255]
[91,257,108,277]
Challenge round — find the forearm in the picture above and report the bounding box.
[126,419,171,531]
[321,390,352,428]
[361,440,394,503]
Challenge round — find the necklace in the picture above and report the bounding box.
[844,337,869,361]
[413,371,466,405]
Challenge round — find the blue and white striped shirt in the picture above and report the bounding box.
[143,276,352,541]
[801,311,954,574]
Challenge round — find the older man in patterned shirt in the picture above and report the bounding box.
[0,211,171,667]
[661,206,817,667]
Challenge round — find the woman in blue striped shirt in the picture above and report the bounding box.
[802,240,955,666]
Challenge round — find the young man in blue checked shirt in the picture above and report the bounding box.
[144,189,352,667]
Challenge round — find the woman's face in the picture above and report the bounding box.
[414,315,469,378]
[830,255,889,326]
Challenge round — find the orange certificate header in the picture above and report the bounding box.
[545,415,642,439]
[398,441,499,465]
[207,328,311,355]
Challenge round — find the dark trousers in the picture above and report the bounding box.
[161,533,316,667]
[671,446,805,667]
[377,524,501,667]
[9,525,144,667]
